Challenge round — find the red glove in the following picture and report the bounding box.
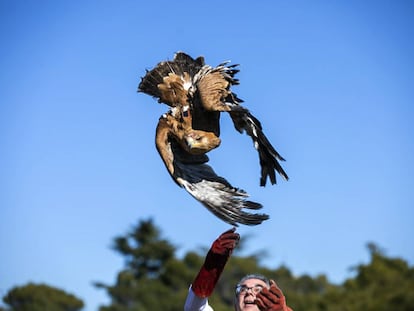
[191,228,240,298]
[255,280,293,311]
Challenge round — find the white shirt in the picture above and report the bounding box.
[184,286,214,311]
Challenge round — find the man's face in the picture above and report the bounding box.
[234,278,269,311]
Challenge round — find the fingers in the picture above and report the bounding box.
[255,296,267,310]
[255,291,276,309]
[268,280,284,298]
[219,227,239,239]
[255,294,284,311]
[218,228,240,244]
[211,228,240,254]
[219,239,238,249]
[255,280,286,311]
[256,287,279,305]
[222,227,237,235]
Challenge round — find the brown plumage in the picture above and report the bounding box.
[138,52,288,226]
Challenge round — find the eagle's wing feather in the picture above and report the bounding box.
[179,178,268,226]
[196,70,232,112]
[229,108,289,186]
[138,52,204,106]
[174,155,269,227]
[195,63,241,112]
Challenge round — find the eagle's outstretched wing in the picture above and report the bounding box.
[155,114,269,226]
[194,59,289,186]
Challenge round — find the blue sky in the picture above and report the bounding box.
[1,1,413,310]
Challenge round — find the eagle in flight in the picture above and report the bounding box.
[138,52,288,226]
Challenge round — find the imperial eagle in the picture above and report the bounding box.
[138,52,288,226]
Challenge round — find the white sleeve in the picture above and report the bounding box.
[184,286,213,311]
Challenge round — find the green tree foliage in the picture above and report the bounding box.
[3,220,413,310]
[2,283,84,311]
[96,219,414,311]
[94,219,193,311]
[337,243,414,311]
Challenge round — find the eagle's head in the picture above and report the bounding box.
[183,130,221,155]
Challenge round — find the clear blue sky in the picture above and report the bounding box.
[1,1,413,310]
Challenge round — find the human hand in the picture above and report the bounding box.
[255,280,293,311]
[210,227,240,255]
